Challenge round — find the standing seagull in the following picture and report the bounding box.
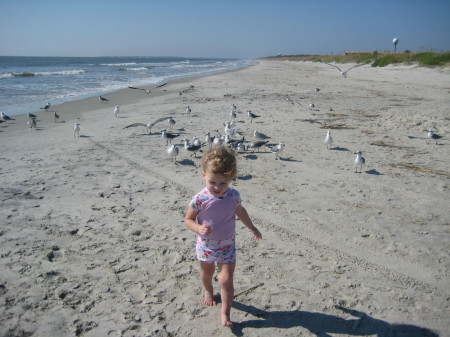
[167,144,179,164]
[186,106,192,117]
[161,129,180,145]
[73,123,81,138]
[270,143,285,159]
[168,117,176,130]
[326,63,365,78]
[253,130,271,140]
[247,110,260,123]
[28,118,37,129]
[427,129,442,144]
[99,96,109,103]
[324,130,333,149]
[114,106,120,118]
[183,139,202,157]
[53,111,60,123]
[40,102,51,111]
[354,151,365,173]
[247,140,269,152]
[1,112,14,121]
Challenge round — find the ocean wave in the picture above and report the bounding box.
[1,69,86,78]
[100,63,138,66]
[118,67,151,71]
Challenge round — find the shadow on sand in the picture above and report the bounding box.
[231,303,438,337]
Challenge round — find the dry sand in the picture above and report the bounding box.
[1,60,449,337]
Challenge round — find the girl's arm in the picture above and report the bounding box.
[236,204,262,240]
[184,207,211,236]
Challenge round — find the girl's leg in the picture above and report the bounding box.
[199,261,216,306]
[217,262,236,327]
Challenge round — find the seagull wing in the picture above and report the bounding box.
[123,123,147,129]
[155,82,168,88]
[344,63,365,72]
[326,63,342,72]
[148,116,172,128]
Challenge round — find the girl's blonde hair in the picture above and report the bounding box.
[201,146,237,179]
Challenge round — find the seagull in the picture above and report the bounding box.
[167,144,179,163]
[1,112,14,121]
[427,129,442,144]
[247,140,269,152]
[231,104,237,112]
[168,117,176,130]
[114,106,120,118]
[27,112,37,119]
[73,123,80,138]
[247,110,260,123]
[183,139,202,157]
[326,63,365,78]
[99,96,109,103]
[192,136,202,147]
[236,142,246,153]
[308,103,315,108]
[253,130,271,140]
[205,132,214,149]
[270,143,285,159]
[162,129,180,145]
[354,151,365,173]
[40,102,51,111]
[283,96,302,106]
[230,110,237,121]
[28,118,37,129]
[186,106,191,116]
[123,117,172,134]
[53,111,60,123]
[324,130,333,149]
[128,82,167,94]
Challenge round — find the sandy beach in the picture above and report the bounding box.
[1,60,449,336]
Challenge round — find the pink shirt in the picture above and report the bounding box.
[189,187,241,241]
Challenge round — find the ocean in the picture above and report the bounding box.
[0,56,255,116]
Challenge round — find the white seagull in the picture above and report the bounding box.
[247,110,260,123]
[168,117,176,130]
[253,130,271,140]
[354,151,365,173]
[73,123,81,138]
[167,144,179,163]
[1,112,14,121]
[324,130,333,149]
[53,111,60,123]
[162,129,180,145]
[270,143,285,159]
[28,118,37,129]
[427,129,442,144]
[114,106,120,118]
[123,116,172,134]
[326,63,365,78]
[183,139,202,157]
[40,102,51,111]
[186,106,192,116]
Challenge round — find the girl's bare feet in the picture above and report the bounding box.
[203,290,217,306]
[221,313,233,327]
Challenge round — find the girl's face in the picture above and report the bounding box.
[202,170,231,197]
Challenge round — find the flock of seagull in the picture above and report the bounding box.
[1,68,445,174]
[119,99,290,165]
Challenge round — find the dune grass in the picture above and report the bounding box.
[264,51,450,67]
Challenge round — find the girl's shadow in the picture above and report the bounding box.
[231,302,438,337]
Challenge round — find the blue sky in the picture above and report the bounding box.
[1,0,449,58]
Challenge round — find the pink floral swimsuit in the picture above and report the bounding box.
[189,187,241,264]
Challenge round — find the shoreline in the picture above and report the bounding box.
[1,59,449,336]
[1,63,256,135]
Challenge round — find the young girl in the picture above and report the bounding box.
[184,146,262,327]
